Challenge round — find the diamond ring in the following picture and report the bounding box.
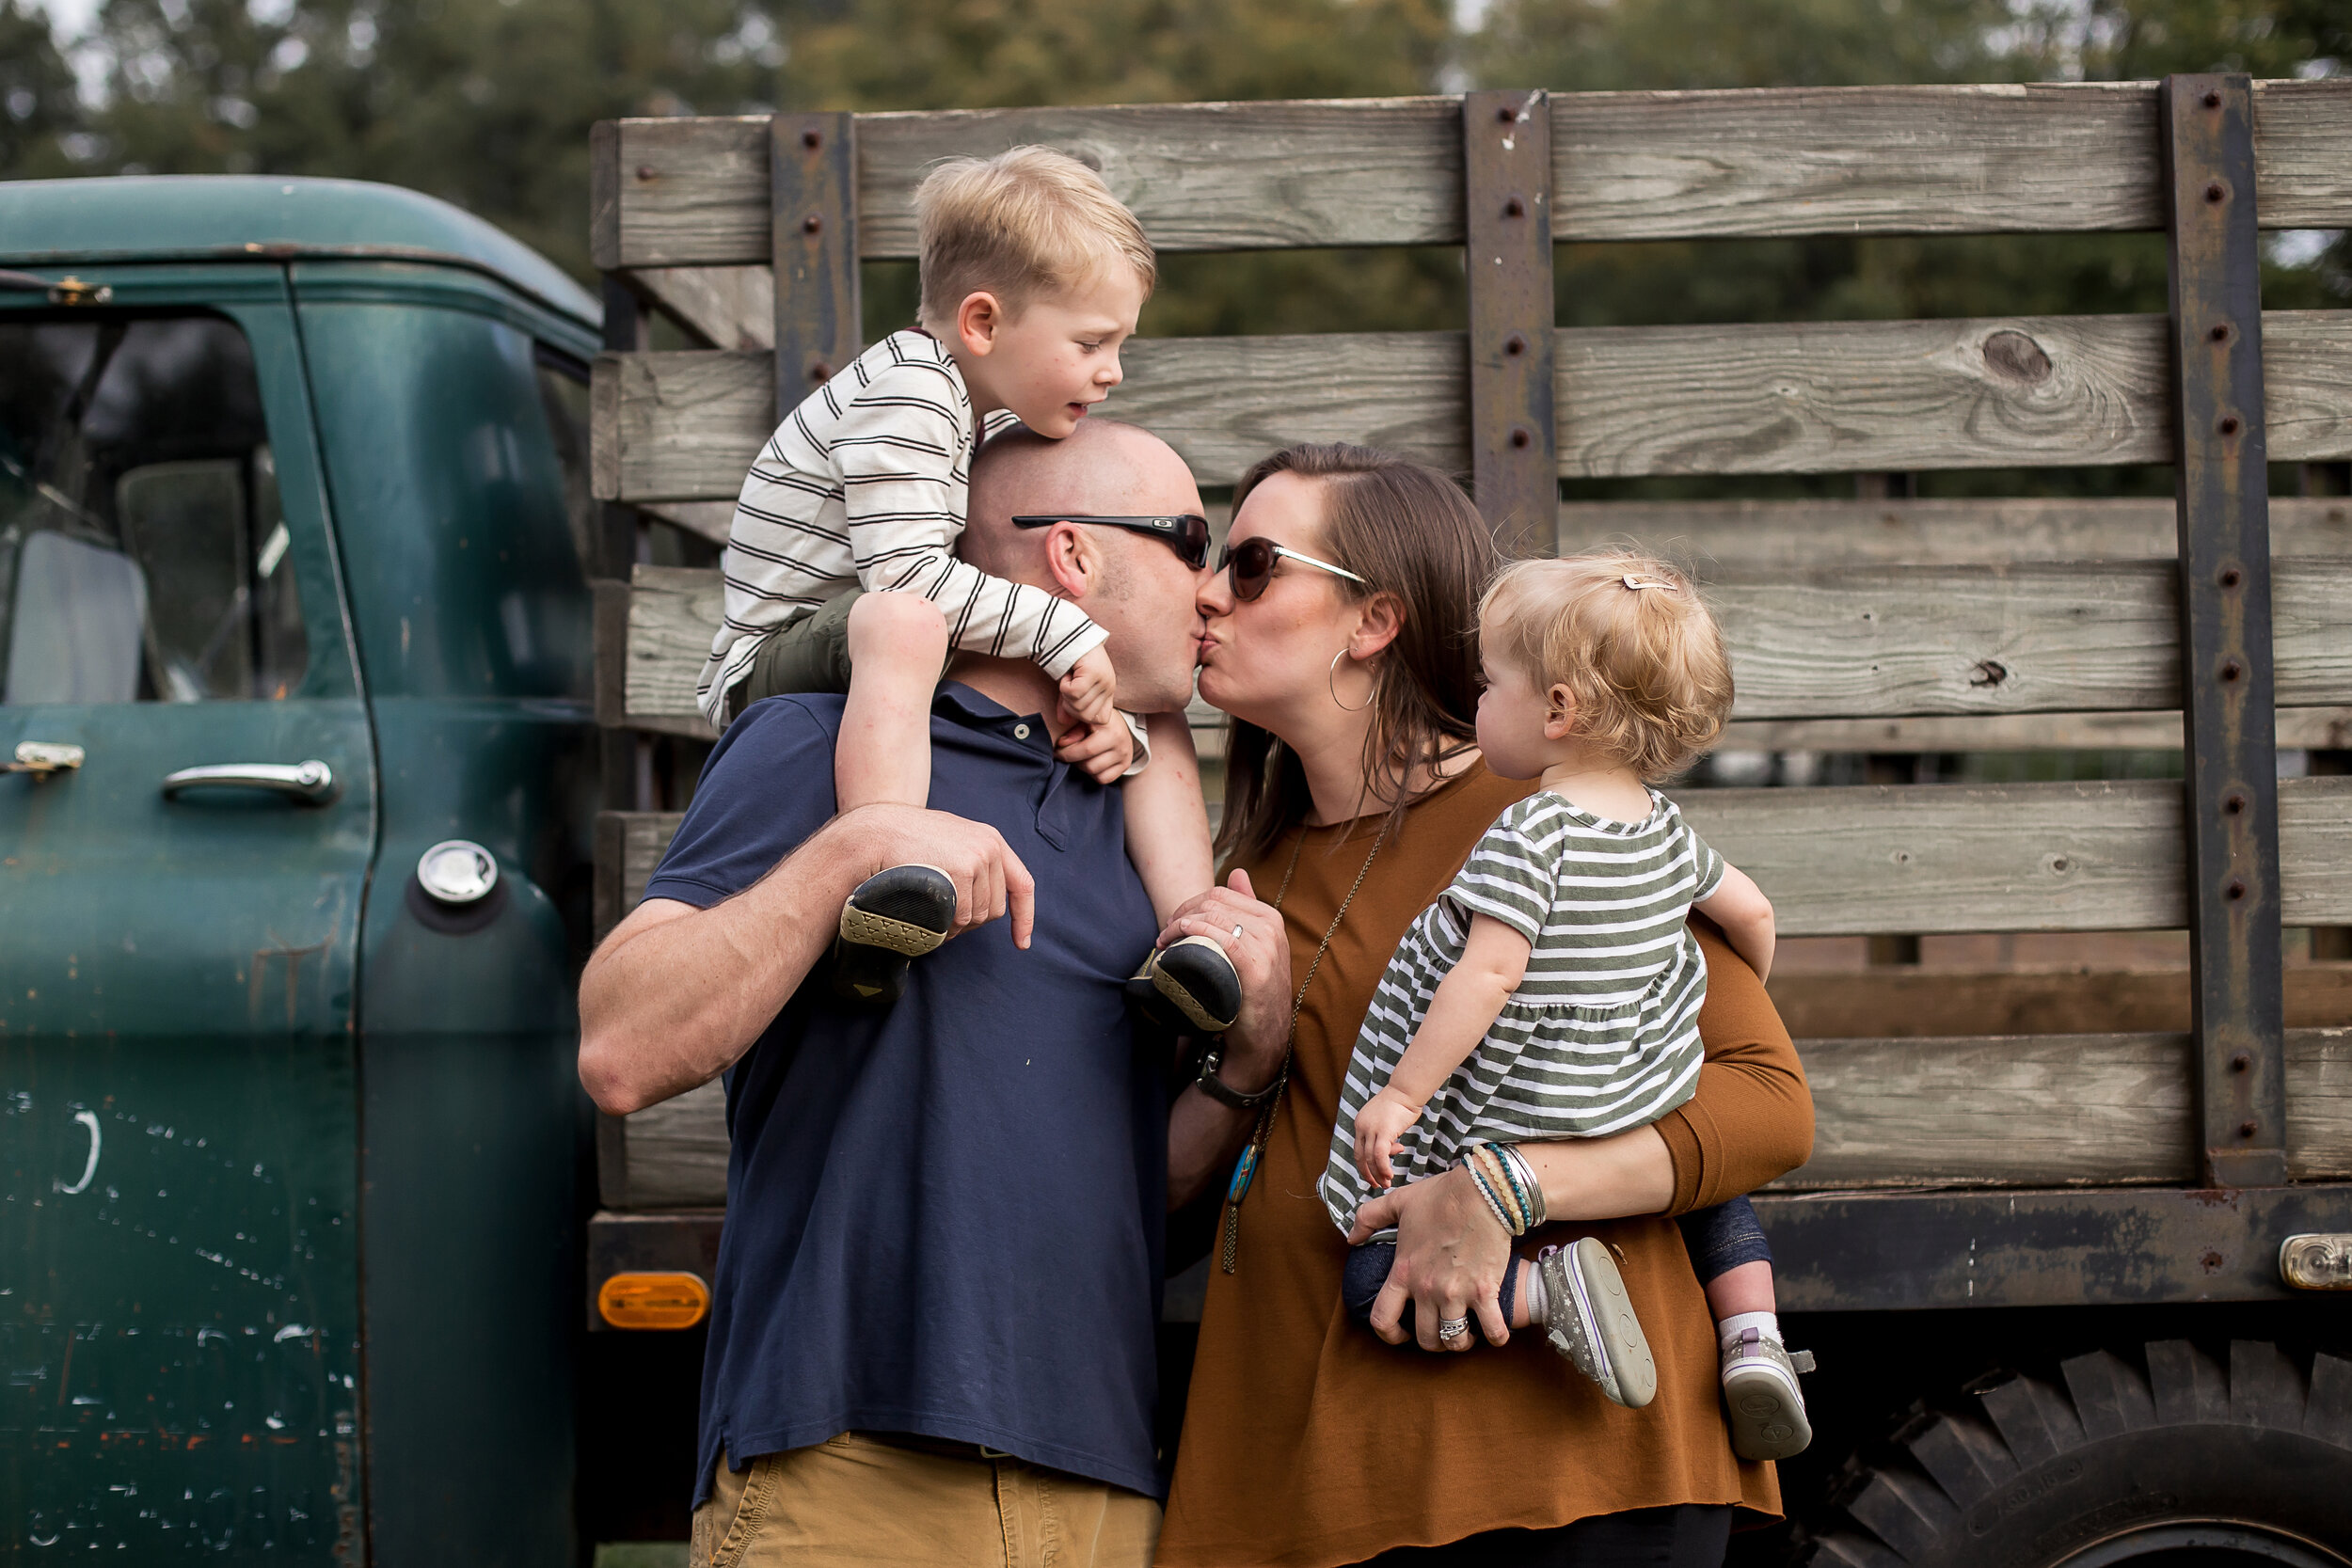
[1438,1316,1470,1342]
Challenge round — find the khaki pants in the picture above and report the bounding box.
[691,1433,1162,1568]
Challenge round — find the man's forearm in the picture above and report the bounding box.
[577,816,871,1116]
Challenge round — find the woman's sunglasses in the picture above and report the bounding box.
[1010,514,1212,571]
[1216,535,1367,602]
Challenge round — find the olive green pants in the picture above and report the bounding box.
[691,1434,1161,1568]
[725,591,862,724]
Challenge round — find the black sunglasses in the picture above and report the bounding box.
[1010,514,1212,570]
[1215,535,1368,602]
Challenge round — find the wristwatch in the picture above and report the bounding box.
[1194,1038,1279,1111]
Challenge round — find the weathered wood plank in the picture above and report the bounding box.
[602,1027,2352,1208]
[1557,496,2352,567]
[639,499,735,547]
[593,81,2352,266]
[1718,706,2352,753]
[1768,963,2352,1040]
[593,311,2352,500]
[609,560,2352,727]
[594,808,687,940]
[1770,1027,2351,1192]
[594,775,2352,942]
[625,265,774,351]
[1681,774,2352,936]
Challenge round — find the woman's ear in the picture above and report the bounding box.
[1346,592,1406,662]
[955,291,1004,357]
[1544,682,1578,740]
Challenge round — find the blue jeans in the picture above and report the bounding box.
[1343,1196,1770,1328]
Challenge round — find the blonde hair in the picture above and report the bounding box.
[1479,549,1734,783]
[914,147,1156,327]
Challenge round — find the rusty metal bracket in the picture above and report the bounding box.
[770,112,861,410]
[2161,74,2286,1190]
[1462,90,1557,560]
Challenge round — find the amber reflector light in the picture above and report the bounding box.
[598,1271,711,1329]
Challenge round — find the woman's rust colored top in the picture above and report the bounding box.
[1157,764,1814,1568]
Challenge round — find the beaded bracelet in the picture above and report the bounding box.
[1461,1152,1521,1237]
[1465,1145,1529,1236]
[1492,1143,1548,1229]
[1484,1143,1534,1232]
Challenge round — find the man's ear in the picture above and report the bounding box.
[1345,592,1406,662]
[955,291,1005,357]
[1544,682,1579,740]
[1041,522,1104,600]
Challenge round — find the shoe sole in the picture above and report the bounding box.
[1724,1360,1811,1461]
[1147,936,1241,1033]
[839,864,956,957]
[1566,1238,1657,1409]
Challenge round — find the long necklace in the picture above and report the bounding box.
[1218,819,1389,1274]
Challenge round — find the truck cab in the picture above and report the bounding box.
[1,176,599,1562]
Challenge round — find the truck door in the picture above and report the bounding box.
[0,272,373,1558]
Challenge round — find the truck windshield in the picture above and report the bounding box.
[0,314,307,705]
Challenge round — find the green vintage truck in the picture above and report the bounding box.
[0,177,607,1560]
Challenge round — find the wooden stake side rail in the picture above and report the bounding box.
[590,310,2352,500]
[603,559,2352,732]
[593,1026,2352,1211]
[594,774,2352,942]
[591,80,2352,268]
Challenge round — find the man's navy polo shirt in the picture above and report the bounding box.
[641,684,1168,1508]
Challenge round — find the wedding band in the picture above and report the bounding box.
[1232,925,1246,943]
[1438,1316,1470,1341]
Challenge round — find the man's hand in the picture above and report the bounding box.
[1054,710,1134,784]
[1352,1087,1422,1190]
[1057,644,1118,729]
[1348,1166,1513,1352]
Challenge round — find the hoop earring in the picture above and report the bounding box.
[1329,648,1377,713]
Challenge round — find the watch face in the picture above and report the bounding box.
[417,839,498,905]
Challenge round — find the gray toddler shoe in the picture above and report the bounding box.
[1722,1327,1816,1461]
[1534,1238,1657,1408]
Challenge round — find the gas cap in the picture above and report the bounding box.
[417,840,498,905]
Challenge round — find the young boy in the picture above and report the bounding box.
[694,146,1237,1025]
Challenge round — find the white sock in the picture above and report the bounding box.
[1718,1310,1780,1350]
[1518,1260,1547,1325]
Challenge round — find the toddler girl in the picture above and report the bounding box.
[1317,550,1813,1461]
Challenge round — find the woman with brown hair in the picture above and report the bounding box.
[1151,444,1814,1567]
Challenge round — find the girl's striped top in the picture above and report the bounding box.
[1318,788,1727,1234]
[694,331,1105,726]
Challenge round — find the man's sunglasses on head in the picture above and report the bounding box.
[1215,535,1365,602]
[1011,514,1212,571]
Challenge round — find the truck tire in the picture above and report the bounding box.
[1804,1340,2352,1567]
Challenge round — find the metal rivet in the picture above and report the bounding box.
[2224,791,2247,815]
[2210,324,2231,342]
[2219,566,2241,588]
[2232,1052,2251,1072]
[1497,104,1516,123]
[2226,878,2248,900]
[1509,426,1532,450]
[2205,182,2227,203]
[807,359,832,383]
[2240,1119,2259,1138]
[2221,657,2244,682]
[803,214,823,234]
[1504,197,1525,218]
[2203,90,2222,108]
[2201,1249,2225,1270]
[803,129,822,150]
[635,165,657,182]
[2218,416,2240,436]
[1504,332,1527,356]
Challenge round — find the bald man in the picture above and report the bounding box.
[578,421,1289,1567]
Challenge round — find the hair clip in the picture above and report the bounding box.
[1621,576,1679,593]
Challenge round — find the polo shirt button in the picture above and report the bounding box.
[1014,723,1031,739]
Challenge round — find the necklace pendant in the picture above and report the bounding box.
[1226,1143,1261,1206]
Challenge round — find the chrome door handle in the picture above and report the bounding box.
[162,760,338,804]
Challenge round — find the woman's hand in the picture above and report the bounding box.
[1160,870,1292,1084]
[1349,1165,1513,1352]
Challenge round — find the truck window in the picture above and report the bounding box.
[534,348,596,577]
[0,315,307,704]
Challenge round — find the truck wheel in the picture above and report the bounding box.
[1804,1340,2352,1566]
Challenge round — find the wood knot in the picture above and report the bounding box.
[1981,330,2052,386]
[1968,658,2009,688]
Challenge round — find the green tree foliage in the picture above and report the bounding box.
[0,0,84,180]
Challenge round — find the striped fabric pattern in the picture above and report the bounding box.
[1319,790,1727,1235]
[694,331,1105,725]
